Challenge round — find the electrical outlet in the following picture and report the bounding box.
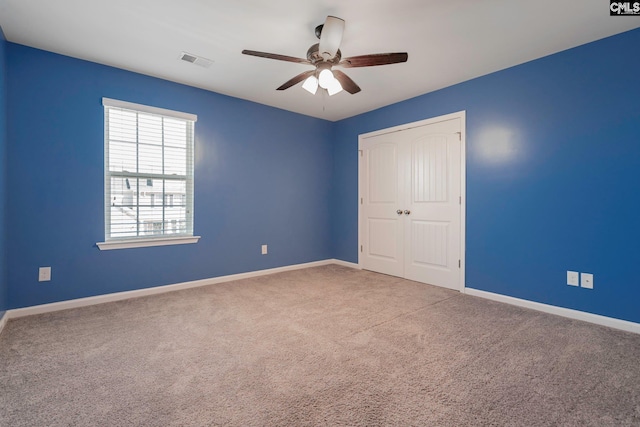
[567,271,579,287]
[39,266,51,282]
[581,272,594,289]
[261,244,268,255]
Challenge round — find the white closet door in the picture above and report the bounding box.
[360,136,405,278]
[360,116,462,290]
[402,119,461,289]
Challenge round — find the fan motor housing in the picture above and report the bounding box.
[306,43,341,65]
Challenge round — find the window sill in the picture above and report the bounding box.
[96,236,201,251]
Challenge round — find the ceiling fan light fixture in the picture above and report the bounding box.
[318,68,334,89]
[242,15,408,97]
[302,75,319,94]
[327,78,343,96]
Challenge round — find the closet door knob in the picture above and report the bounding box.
[396,209,403,215]
[404,210,411,215]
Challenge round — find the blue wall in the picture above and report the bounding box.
[332,28,640,324]
[5,28,640,326]
[0,27,7,315]
[6,44,333,309]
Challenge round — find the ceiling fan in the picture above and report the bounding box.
[242,16,408,96]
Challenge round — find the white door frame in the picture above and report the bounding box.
[357,111,467,292]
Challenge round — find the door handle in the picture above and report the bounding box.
[396,209,403,215]
[404,210,411,215]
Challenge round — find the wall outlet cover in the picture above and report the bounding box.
[38,266,52,282]
[261,244,268,255]
[567,271,579,287]
[581,272,594,289]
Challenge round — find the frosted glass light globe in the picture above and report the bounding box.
[302,75,318,94]
[327,78,343,96]
[318,69,334,89]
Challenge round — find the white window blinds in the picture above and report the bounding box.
[103,98,196,242]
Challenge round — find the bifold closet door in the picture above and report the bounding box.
[360,134,405,278]
[401,119,461,290]
[361,118,462,290]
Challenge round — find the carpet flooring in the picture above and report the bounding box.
[1,265,640,426]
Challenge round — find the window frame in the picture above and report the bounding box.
[96,98,200,251]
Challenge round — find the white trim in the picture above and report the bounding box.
[102,97,197,122]
[357,111,467,292]
[0,311,8,336]
[332,259,361,269]
[97,236,201,250]
[464,288,640,335]
[458,112,467,292]
[358,111,466,140]
[7,259,344,319]
[358,143,364,271]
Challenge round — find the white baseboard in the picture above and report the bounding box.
[464,288,640,335]
[332,259,361,269]
[0,311,7,336]
[8,259,357,319]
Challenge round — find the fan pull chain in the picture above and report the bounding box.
[322,87,327,112]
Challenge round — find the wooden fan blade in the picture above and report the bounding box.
[339,52,408,68]
[242,50,311,65]
[332,70,361,94]
[277,70,316,91]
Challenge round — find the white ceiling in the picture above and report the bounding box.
[0,1,638,121]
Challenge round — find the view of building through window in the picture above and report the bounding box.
[104,101,194,240]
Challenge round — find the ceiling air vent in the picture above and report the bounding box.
[179,52,213,68]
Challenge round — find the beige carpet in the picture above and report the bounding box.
[1,265,640,426]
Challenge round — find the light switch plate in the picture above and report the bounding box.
[581,272,594,289]
[567,271,579,287]
[261,244,268,255]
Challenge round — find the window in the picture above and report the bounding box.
[97,98,200,250]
